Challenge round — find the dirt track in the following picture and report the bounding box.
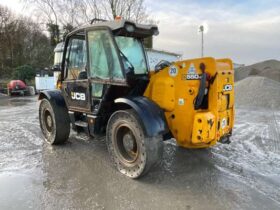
[0,96,280,210]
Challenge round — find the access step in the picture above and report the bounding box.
[74,120,88,128]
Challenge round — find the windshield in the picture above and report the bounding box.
[115,36,148,74]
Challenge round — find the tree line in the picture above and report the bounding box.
[0,5,53,80]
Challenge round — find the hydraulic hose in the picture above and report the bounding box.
[194,72,207,110]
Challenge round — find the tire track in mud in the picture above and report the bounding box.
[272,111,280,153]
[211,107,280,205]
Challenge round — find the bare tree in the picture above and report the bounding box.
[0,6,18,74]
[24,0,152,27]
[24,0,60,44]
[80,0,102,22]
[101,0,149,23]
[22,0,153,45]
[0,5,53,78]
[25,0,58,25]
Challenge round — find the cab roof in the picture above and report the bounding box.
[69,19,159,39]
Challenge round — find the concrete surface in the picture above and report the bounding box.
[0,93,8,99]
[0,96,280,210]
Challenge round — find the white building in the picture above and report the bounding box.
[145,49,182,70]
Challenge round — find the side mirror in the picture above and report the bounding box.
[154,60,171,73]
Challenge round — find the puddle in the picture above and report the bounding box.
[0,96,37,107]
[0,172,43,210]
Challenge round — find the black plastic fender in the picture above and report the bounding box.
[38,90,67,108]
[114,96,169,137]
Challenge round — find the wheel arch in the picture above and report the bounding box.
[38,90,67,108]
[114,96,169,137]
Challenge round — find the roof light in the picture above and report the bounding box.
[125,24,135,33]
[153,28,159,36]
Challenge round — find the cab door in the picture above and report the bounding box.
[61,35,91,113]
[86,28,126,113]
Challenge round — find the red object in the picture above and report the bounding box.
[7,80,27,91]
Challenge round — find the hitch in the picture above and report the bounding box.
[219,135,231,144]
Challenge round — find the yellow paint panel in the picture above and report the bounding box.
[192,112,216,144]
[145,77,175,111]
[144,57,235,149]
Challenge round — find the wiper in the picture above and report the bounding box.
[119,50,134,71]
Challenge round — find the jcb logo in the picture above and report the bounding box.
[71,92,86,101]
[223,84,233,91]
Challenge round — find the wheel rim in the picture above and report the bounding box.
[114,125,139,164]
[44,109,53,133]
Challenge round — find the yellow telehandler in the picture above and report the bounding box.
[38,19,234,178]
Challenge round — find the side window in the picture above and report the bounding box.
[87,30,123,80]
[91,83,103,98]
[66,38,87,80]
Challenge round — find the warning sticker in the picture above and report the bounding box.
[221,118,227,129]
[178,98,184,105]
[169,65,178,77]
[188,63,196,74]
[223,84,233,91]
[182,63,201,80]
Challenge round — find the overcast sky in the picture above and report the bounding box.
[1,0,280,65]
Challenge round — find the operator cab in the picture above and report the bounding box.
[60,19,158,134]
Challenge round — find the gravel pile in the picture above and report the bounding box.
[235,76,280,108]
[235,59,280,82]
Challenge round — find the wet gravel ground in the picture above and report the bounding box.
[0,96,279,210]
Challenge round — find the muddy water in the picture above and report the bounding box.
[0,96,279,210]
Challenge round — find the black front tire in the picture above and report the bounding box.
[39,98,70,144]
[106,109,163,178]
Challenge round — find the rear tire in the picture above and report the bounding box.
[106,109,163,178]
[39,98,70,144]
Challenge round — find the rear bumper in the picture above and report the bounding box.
[190,111,233,146]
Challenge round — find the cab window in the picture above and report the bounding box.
[115,36,148,74]
[87,30,124,80]
[66,38,87,80]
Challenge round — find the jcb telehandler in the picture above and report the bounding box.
[39,19,234,178]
